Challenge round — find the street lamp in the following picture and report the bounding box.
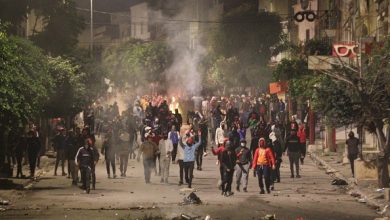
[90,0,93,57]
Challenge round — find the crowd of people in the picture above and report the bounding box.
[7,92,312,195]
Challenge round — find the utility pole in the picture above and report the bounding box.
[90,0,94,57]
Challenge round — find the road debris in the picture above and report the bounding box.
[331,178,348,186]
[182,192,202,205]
[263,214,276,220]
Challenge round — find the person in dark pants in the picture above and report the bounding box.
[53,129,67,176]
[168,125,180,163]
[252,138,275,194]
[75,138,95,193]
[180,132,202,188]
[297,123,307,165]
[221,141,237,197]
[346,131,359,177]
[196,119,208,170]
[15,135,27,178]
[235,140,251,192]
[137,135,159,184]
[27,130,41,178]
[284,130,301,178]
[101,132,116,178]
[91,142,100,190]
[211,139,225,189]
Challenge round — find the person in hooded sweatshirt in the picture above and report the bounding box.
[220,141,237,197]
[269,125,283,184]
[179,131,202,188]
[284,130,301,178]
[252,138,275,194]
[215,122,226,147]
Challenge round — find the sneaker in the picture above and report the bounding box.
[270,186,274,191]
[276,179,281,183]
[199,167,202,171]
[290,175,294,178]
[178,181,183,186]
[260,190,265,194]
[107,174,111,179]
[266,188,271,194]
[243,188,248,192]
[113,174,117,179]
[236,186,240,192]
[86,188,90,194]
[62,172,67,176]
[296,175,301,178]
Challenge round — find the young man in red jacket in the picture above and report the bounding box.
[252,138,275,194]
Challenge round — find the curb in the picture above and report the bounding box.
[309,152,385,212]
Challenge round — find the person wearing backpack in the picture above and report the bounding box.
[252,138,275,194]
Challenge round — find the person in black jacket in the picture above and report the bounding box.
[220,141,237,197]
[27,130,41,178]
[284,130,301,178]
[75,138,95,193]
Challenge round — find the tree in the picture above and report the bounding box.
[207,56,240,93]
[103,39,173,88]
[0,0,28,34]
[210,2,282,87]
[29,0,84,56]
[0,26,53,163]
[44,57,87,119]
[66,49,108,103]
[313,39,390,187]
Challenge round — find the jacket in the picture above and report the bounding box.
[75,146,94,167]
[297,126,306,143]
[284,135,301,153]
[221,149,237,171]
[252,147,275,168]
[236,147,251,165]
[215,122,225,145]
[212,145,225,162]
[139,140,159,160]
[159,139,173,158]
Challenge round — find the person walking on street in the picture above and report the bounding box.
[269,125,283,184]
[137,134,159,184]
[346,131,359,177]
[15,134,27,178]
[118,130,130,177]
[252,138,275,194]
[284,130,301,178]
[66,130,80,185]
[235,140,251,192]
[215,122,226,147]
[159,133,173,183]
[211,138,226,189]
[75,138,95,193]
[91,140,100,190]
[220,141,237,197]
[180,131,202,188]
[297,123,307,165]
[27,130,41,178]
[53,129,67,176]
[168,125,180,163]
[101,131,116,178]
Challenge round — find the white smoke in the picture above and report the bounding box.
[159,1,207,96]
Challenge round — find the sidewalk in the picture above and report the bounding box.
[0,156,54,211]
[309,146,390,217]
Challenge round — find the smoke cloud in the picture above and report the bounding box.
[159,0,207,97]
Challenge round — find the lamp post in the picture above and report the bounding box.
[90,0,93,57]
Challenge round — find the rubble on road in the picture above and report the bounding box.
[331,178,348,186]
[182,192,202,205]
[262,214,276,220]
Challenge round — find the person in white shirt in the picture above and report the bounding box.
[215,122,226,147]
[159,133,173,184]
